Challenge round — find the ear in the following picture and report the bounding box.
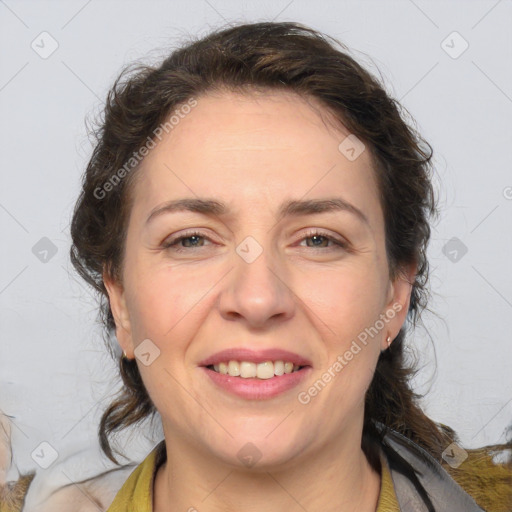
[381,262,417,351]
[103,267,135,358]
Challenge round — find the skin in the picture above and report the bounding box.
[104,89,415,512]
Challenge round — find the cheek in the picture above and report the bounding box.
[300,265,384,396]
[124,263,214,342]
[316,326,380,420]
[300,263,387,335]
[125,281,169,339]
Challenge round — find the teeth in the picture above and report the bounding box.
[210,360,303,378]
[228,360,240,376]
[256,361,274,379]
[274,360,284,376]
[240,361,257,378]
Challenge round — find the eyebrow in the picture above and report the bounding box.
[145,197,370,226]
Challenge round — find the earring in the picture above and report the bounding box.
[386,336,392,349]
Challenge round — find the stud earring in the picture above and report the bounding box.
[386,336,392,349]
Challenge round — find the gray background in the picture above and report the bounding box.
[1,0,511,489]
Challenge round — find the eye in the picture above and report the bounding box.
[161,230,213,252]
[161,229,349,254]
[296,229,348,251]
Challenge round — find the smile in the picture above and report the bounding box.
[201,364,311,400]
[208,360,304,379]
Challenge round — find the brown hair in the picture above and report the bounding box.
[70,21,456,466]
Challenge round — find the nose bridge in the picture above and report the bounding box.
[219,232,295,326]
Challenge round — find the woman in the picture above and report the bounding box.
[68,21,511,512]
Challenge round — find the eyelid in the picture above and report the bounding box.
[161,228,216,248]
[294,228,347,245]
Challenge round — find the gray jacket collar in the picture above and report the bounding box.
[377,423,485,511]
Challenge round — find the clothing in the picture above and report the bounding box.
[106,426,510,511]
[106,441,164,512]
[106,441,399,512]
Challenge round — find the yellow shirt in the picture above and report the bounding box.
[106,441,400,511]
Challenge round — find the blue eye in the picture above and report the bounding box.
[298,230,348,251]
[162,231,209,252]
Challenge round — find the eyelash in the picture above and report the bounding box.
[162,229,348,253]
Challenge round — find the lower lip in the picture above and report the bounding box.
[201,366,312,400]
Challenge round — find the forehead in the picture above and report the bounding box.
[130,89,382,227]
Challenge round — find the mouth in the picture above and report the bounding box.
[205,360,307,379]
[198,348,312,399]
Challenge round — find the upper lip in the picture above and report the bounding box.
[198,348,312,367]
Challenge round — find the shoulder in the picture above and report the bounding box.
[442,444,512,512]
[27,441,165,512]
[378,424,506,511]
[20,444,166,512]
[26,464,137,512]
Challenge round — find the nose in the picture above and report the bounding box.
[217,241,296,328]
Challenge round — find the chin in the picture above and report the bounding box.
[208,432,306,472]
[222,445,303,472]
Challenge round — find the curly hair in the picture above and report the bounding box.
[69,21,456,467]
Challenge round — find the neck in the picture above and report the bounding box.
[153,425,381,512]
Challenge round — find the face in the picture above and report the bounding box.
[104,89,413,469]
